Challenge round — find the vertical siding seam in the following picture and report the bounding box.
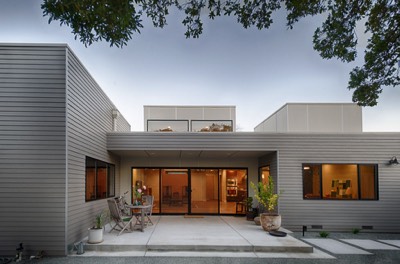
[306,105,309,132]
[64,48,69,255]
[286,105,289,132]
[341,105,344,132]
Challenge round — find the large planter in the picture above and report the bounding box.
[88,228,103,244]
[260,213,281,231]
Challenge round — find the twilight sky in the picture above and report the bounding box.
[1,0,399,132]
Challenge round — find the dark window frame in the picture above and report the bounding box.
[85,156,115,202]
[302,163,378,201]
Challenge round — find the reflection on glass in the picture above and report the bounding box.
[303,165,321,199]
[191,120,233,132]
[147,120,189,132]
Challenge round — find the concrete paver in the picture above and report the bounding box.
[379,240,400,248]
[303,238,372,255]
[341,239,400,250]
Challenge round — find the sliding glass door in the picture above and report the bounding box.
[131,167,247,215]
[160,169,189,214]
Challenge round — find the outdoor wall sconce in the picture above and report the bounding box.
[388,156,399,165]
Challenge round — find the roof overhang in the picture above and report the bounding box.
[109,149,273,159]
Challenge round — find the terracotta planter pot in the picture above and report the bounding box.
[260,213,281,231]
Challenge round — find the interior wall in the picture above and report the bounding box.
[322,164,358,198]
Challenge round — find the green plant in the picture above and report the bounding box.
[250,177,280,213]
[133,184,147,199]
[93,210,108,229]
[352,228,360,234]
[245,197,253,211]
[319,231,330,238]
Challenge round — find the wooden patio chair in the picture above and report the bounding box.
[114,196,130,216]
[107,199,134,236]
[141,195,154,225]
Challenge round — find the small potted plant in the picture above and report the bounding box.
[245,197,257,221]
[133,184,147,205]
[88,210,108,244]
[250,176,281,231]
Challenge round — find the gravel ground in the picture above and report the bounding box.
[3,231,400,264]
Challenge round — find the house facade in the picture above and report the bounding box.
[1,43,399,257]
[0,44,130,256]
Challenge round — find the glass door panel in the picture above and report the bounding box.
[220,169,248,214]
[132,168,160,213]
[190,169,219,214]
[161,169,188,214]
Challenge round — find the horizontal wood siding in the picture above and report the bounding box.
[0,44,67,256]
[65,48,130,252]
[107,132,400,232]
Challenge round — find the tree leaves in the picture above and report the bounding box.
[42,0,143,47]
[41,0,400,106]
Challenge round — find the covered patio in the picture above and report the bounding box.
[80,216,314,256]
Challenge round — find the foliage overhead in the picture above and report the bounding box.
[41,0,399,106]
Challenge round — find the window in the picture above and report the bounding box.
[86,157,115,201]
[191,120,233,132]
[147,120,189,132]
[259,166,270,185]
[303,164,378,200]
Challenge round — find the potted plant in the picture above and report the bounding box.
[88,210,108,244]
[133,184,147,205]
[250,176,281,231]
[245,197,257,221]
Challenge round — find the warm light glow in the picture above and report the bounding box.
[262,173,265,179]
[304,166,310,170]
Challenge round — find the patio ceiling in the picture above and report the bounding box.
[109,150,274,159]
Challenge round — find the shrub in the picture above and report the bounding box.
[352,228,360,234]
[319,231,330,238]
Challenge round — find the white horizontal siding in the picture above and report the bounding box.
[0,44,67,256]
[65,48,130,251]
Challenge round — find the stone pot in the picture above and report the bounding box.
[254,216,261,226]
[260,213,281,231]
[88,228,103,244]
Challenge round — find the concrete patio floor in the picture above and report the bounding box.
[80,215,320,257]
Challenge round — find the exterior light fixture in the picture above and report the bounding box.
[112,109,120,132]
[112,109,119,119]
[388,156,399,165]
